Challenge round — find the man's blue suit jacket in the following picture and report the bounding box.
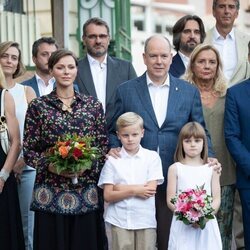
[224,79,250,189]
[22,76,40,97]
[109,73,213,187]
[22,75,79,97]
[169,52,186,78]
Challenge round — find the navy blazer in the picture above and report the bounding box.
[169,52,186,78]
[75,55,137,130]
[224,79,250,189]
[22,76,40,97]
[22,75,79,97]
[109,73,213,187]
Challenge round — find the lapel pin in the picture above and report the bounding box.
[175,87,178,91]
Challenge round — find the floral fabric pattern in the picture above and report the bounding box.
[23,89,108,215]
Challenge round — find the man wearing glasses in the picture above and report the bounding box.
[76,17,137,130]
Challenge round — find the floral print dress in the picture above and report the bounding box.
[23,89,108,215]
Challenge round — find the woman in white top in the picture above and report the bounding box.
[0,41,36,250]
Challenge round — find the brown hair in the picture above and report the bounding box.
[48,49,78,70]
[32,37,58,57]
[82,17,110,37]
[0,41,26,78]
[174,122,208,164]
[172,15,206,51]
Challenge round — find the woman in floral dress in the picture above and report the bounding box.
[23,49,108,250]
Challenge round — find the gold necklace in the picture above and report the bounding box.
[60,97,75,113]
[62,102,72,113]
[57,93,75,99]
[200,92,213,99]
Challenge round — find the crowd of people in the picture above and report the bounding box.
[0,0,250,250]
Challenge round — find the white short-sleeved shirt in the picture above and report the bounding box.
[98,146,164,230]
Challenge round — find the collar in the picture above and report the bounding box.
[87,53,107,66]
[213,27,235,40]
[35,73,55,85]
[120,145,143,158]
[146,72,170,87]
[178,51,190,67]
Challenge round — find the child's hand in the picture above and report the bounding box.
[192,223,200,229]
[13,157,25,174]
[207,157,221,175]
[135,184,156,199]
[107,147,121,159]
[191,218,208,229]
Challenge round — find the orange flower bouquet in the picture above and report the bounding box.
[47,133,101,184]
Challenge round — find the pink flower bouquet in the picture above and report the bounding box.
[47,133,101,184]
[171,184,215,229]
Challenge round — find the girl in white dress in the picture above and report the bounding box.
[167,122,222,250]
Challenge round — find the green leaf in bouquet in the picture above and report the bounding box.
[199,217,206,229]
[206,214,215,220]
[47,133,102,177]
[170,197,177,205]
[182,217,190,226]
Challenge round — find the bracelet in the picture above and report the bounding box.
[0,168,10,182]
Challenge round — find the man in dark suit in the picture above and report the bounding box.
[75,17,137,130]
[169,15,206,78]
[224,78,250,249]
[109,35,216,250]
[21,37,58,97]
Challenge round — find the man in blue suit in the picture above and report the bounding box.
[109,35,215,250]
[169,15,206,78]
[22,37,58,97]
[224,78,250,249]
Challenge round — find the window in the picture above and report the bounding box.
[3,0,23,14]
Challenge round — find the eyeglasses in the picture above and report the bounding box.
[86,34,109,40]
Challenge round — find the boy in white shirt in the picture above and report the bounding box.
[98,112,164,250]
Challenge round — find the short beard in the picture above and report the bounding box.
[87,45,107,58]
[37,67,50,75]
[179,42,197,54]
[88,50,107,58]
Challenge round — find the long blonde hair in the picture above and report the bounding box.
[0,65,6,89]
[183,44,228,97]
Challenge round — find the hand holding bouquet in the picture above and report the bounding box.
[47,133,101,184]
[171,184,215,229]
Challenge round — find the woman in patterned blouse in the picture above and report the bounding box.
[23,49,108,250]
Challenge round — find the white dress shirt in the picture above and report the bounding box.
[98,146,164,230]
[87,54,107,112]
[212,27,237,80]
[178,51,190,69]
[36,74,55,96]
[146,73,170,127]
